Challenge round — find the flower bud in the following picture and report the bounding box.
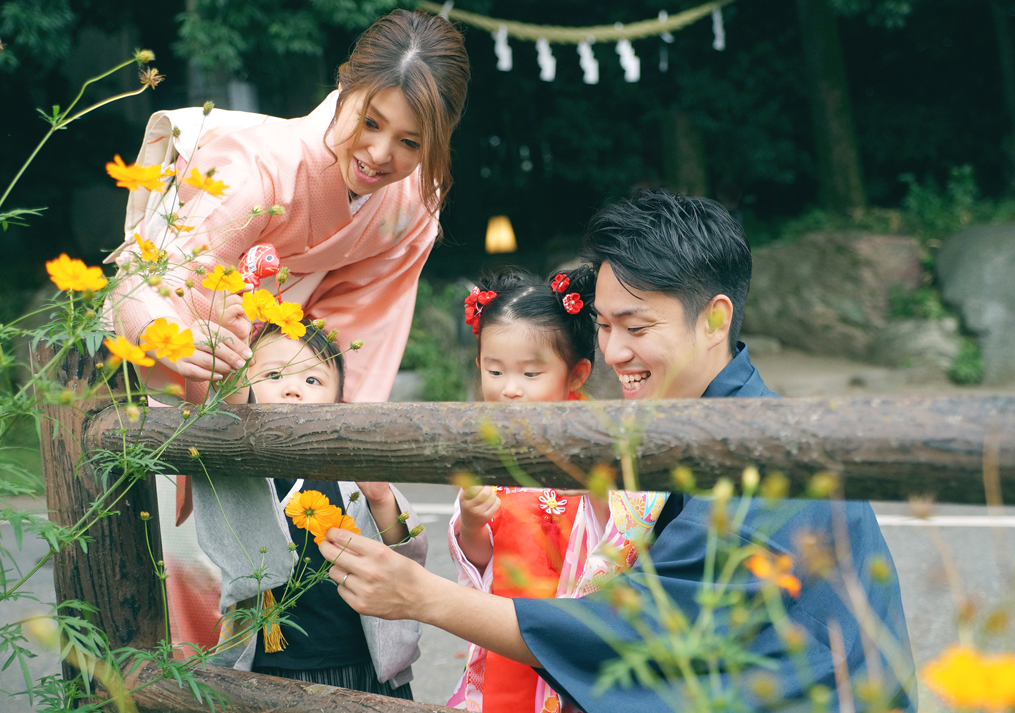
[140,511,150,521]
[194,266,206,275]
[172,126,181,138]
[478,421,499,446]
[868,557,892,585]
[182,409,191,419]
[712,477,734,501]
[311,318,326,331]
[671,466,695,491]
[259,547,267,554]
[397,512,410,523]
[82,289,95,300]
[742,466,760,491]
[166,384,184,398]
[158,286,171,298]
[203,101,214,115]
[349,491,360,502]
[185,279,194,289]
[760,472,789,501]
[84,310,96,320]
[410,524,425,538]
[189,447,200,458]
[95,361,105,370]
[607,584,641,614]
[287,542,297,551]
[807,472,839,499]
[780,624,807,654]
[809,685,832,707]
[268,205,285,215]
[304,556,312,564]
[587,464,615,500]
[251,205,264,216]
[326,329,338,344]
[136,49,156,63]
[125,405,141,422]
[276,267,290,285]
[175,287,185,297]
[157,560,164,567]
[148,276,162,286]
[749,673,780,703]
[59,389,74,405]
[350,339,364,350]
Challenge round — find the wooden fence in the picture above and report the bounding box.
[39,347,1015,711]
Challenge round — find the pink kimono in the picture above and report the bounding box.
[446,489,669,712]
[109,92,437,651]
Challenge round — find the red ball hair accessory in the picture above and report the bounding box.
[551,273,570,293]
[464,287,498,336]
[562,292,584,315]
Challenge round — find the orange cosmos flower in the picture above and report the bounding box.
[267,301,306,340]
[922,646,1015,712]
[309,508,360,545]
[139,318,195,362]
[285,490,338,534]
[201,265,246,294]
[182,168,228,198]
[46,254,108,292]
[106,155,168,192]
[103,336,155,367]
[242,289,276,322]
[133,233,164,262]
[745,552,801,598]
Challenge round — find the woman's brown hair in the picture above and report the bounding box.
[335,9,470,218]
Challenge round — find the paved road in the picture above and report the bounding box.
[3,488,1013,710]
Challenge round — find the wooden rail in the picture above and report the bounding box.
[86,395,1015,503]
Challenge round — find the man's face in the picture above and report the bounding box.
[594,262,712,399]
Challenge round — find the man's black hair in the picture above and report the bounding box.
[581,190,752,354]
[255,319,346,401]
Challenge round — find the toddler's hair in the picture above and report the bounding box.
[473,266,597,374]
[255,319,346,402]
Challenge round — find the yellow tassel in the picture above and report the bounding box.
[262,589,287,653]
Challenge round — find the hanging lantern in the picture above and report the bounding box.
[577,40,599,84]
[493,25,512,71]
[485,216,517,254]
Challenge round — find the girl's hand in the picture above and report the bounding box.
[356,481,394,506]
[459,486,499,532]
[355,482,409,545]
[213,292,253,346]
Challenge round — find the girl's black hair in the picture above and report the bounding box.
[255,319,346,401]
[473,266,597,373]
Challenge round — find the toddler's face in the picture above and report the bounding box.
[479,322,574,403]
[249,335,340,404]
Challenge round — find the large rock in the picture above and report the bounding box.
[867,317,962,372]
[937,224,1015,384]
[744,233,923,360]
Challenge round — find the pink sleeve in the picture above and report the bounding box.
[305,214,437,404]
[112,135,275,345]
[447,497,494,592]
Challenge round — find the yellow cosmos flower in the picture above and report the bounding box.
[46,254,108,292]
[182,168,229,198]
[133,233,163,262]
[103,336,155,367]
[139,318,195,362]
[106,155,168,192]
[242,289,276,322]
[745,552,801,599]
[267,301,306,340]
[923,646,1015,712]
[201,265,246,294]
[285,490,338,534]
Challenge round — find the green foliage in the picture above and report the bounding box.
[0,0,75,73]
[888,285,948,321]
[948,337,985,385]
[830,0,917,28]
[401,279,471,401]
[174,0,400,71]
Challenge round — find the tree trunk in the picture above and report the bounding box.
[990,0,1015,191]
[662,109,710,197]
[796,0,866,214]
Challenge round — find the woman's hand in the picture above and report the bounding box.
[320,530,430,620]
[160,315,251,382]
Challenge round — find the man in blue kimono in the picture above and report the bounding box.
[322,191,916,712]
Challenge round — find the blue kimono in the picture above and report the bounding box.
[514,345,916,712]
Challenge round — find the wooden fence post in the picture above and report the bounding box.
[36,345,165,675]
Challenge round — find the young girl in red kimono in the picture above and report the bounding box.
[446,268,669,713]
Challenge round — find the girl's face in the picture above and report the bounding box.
[479,322,587,402]
[250,335,341,405]
[334,86,422,196]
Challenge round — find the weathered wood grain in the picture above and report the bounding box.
[124,661,454,712]
[37,345,165,661]
[87,395,1015,503]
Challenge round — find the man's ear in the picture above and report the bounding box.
[569,359,593,392]
[702,295,733,347]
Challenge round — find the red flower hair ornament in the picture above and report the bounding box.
[464,287,498,336]
[551,273,570,293]
[562,292,584,315]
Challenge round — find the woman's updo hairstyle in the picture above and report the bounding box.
[472,266,597,375]
[336,9,470,218]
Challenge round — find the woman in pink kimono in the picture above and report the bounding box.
[108,8,469,675]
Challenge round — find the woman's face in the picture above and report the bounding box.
[334,86,422,196]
